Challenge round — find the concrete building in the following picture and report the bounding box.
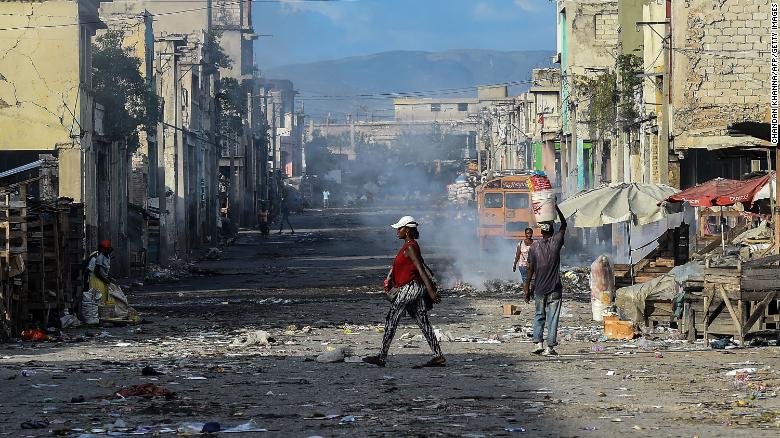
[556,0,620,196]
[393,99,477,122]
[261,79,303,178]
[526,68,562,187]
[0,0,109,249]
[670,0,773,187]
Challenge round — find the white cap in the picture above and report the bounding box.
[391,215,418,229]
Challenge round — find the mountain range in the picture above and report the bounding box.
[263,49,555,123]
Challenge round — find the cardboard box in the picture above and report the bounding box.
[603,315,637,340]
[502,304,521,316]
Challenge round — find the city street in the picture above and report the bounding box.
[1,208,779,437]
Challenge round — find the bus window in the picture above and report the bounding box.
[506,221,530,232]
[483,193,503,208]
[506,193,530,209]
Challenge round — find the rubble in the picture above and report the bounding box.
[145,259,196,283]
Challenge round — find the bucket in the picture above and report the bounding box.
[590,290,611,321]
[531,189,556,222]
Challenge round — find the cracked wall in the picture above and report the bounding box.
[671,0,771,148]
[0,1,83,151]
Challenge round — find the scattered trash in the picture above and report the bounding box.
[223,420,268,433]
[316,346,353,363]
[726,367,757,376]
[20,419,49,429]
[505,427,526,433]
[108,383,174,399]
[60,311,82,328]
[201,422,221,433]
[205,247,222,260]
[230,330,274,348]
[21,329,49,342]
[603,316,637,340]
[606,370,616,376]
[339,415,356,424]
[502,304,521,316]
[711,338,735,350]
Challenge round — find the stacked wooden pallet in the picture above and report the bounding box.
[0,189,28,337]
[1,186,85,336]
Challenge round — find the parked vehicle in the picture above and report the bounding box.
[476,174,540,248]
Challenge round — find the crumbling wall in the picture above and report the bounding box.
[0,2,82,151]
[672,0,770,146]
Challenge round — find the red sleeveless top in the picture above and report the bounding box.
[392,240,422,288]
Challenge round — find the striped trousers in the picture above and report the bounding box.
[380,281,442,361]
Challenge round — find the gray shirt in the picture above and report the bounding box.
[528,232,564,298]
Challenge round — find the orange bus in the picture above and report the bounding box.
[476,175,539,246]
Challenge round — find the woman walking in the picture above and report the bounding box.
[512,227,534,283]
[363,216,445,368]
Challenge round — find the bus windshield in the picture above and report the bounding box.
[506,193,529,209]
[483,193,503,208]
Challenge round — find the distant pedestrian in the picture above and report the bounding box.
[258,201,270,237]
[524,205,567,356]
[512,227,534,283]
[322,190,330,209]
[277,197,295,234]
[363,216,444,368]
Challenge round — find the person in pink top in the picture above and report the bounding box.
[513,227,534,283]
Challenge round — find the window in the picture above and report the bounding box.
[458,103,468,112]
[483,193,503,208]
[506,221,530,232]
[430,103,441,112]
[505,193,530,209]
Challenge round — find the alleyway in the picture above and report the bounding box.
[1,208,779,437]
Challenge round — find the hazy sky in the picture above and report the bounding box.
[253,0,557,67]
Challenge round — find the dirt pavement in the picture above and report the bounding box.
[1,208,779,437]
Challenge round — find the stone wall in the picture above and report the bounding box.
[672,0,771,146]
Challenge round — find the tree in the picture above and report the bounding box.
[216,78,246,135]
[92,30,158,150]
[205,32,233,70]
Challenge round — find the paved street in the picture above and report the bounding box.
[1,208,779,437]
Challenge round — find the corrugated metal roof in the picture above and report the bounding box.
[0,160,42,180]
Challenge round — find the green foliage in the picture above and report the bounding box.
[92,30,159,149]
[616,54,643,130]
[575,72,617,140]
[216,78,246,135]
[574,53,644,139]
[206,32,233,69]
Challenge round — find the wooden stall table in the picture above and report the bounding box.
[702,257,780,345]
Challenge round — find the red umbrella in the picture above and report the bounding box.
[664,178,743,207]
[664,175,772,252]
[713,174,771,207]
